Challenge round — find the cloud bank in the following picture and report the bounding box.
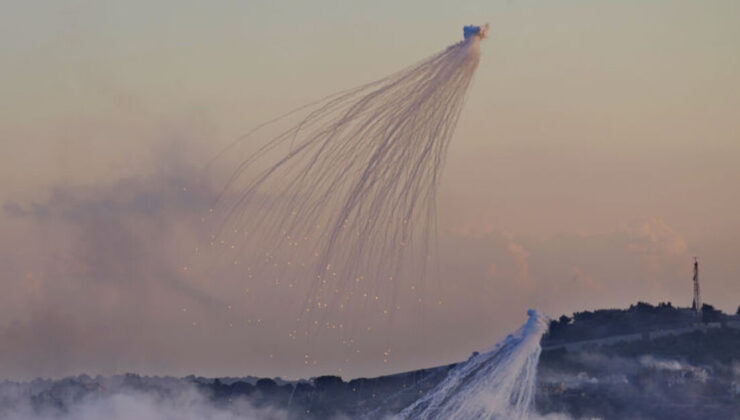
[0,138,698,380]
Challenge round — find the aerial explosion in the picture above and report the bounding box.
[211,25,488,335]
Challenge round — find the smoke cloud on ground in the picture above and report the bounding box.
[0,376,287,420]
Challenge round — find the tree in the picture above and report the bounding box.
[547,315,572,339]
[701,303,721,323]
[314,375,343,391]
[256,378,278,392]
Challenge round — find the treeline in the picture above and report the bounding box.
[546,301,735,343]
[195,366,452,418]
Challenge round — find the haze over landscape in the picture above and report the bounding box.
[1,0,739,388]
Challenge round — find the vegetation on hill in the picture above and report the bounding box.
[545,301,735,343]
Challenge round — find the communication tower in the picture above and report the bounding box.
[692,257,701,313]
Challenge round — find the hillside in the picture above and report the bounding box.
[2,303,738,419]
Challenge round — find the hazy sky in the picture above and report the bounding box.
[1,0,739,381]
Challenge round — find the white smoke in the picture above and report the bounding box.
[209,27,486,337]
[638,355,685,371]
[0,378,287,420]
[398,310,549,420]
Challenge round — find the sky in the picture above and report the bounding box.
[1,0,739,381]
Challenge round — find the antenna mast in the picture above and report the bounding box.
[692,257,701,313]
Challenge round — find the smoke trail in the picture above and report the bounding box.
[398,310,549,420]
[210,25,488,333]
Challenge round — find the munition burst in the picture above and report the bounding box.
[210,25,487,336]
